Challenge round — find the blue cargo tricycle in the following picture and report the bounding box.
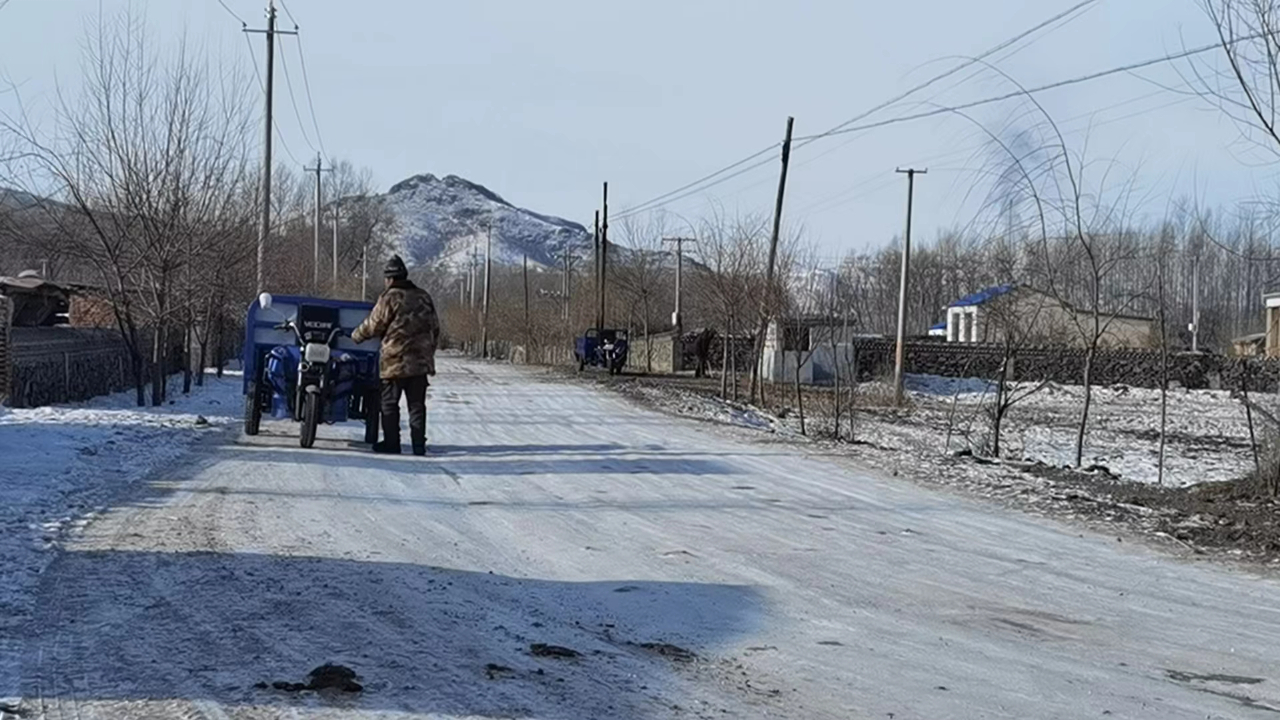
[575,328,628,375]
[242,293,382,448]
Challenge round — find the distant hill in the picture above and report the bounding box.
[374,174,592,270]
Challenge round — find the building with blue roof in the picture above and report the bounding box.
[940,283,1154,348]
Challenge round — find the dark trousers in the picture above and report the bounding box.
[380,375,428,447]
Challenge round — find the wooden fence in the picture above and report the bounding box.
[0,296,10,405]
[7,327,158,408]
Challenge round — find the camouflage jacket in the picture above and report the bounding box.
[352,279,440,379]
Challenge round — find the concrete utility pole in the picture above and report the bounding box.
[481,223,492,358]
[305,152,332,293]
[331,200,340,292]
[1191,253,1201,353]
[751,116,795,404]
[361,235,369,301]
[662,236,697,369]
[245,1,295,294]
[892,167,926,406]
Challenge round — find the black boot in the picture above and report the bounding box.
[412,441,427,456]
[373,440,401,454]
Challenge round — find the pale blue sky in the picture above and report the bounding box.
[0,0,1267,262]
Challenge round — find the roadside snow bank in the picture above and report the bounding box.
[0,373,241,701]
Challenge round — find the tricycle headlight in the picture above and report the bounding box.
[304,343,331,364]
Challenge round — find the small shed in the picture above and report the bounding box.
[1233,332,1266,357]
[0,271,69,327]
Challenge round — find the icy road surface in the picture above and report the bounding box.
[14,357,1280,719]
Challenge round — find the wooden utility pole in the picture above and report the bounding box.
[593,209,602,329]
[562,245,572,322]
[245,2,295,294]
[305,153,332,293]
[663,236,696,370]
[751,116,795,404]
[523,253,531,358]
[599,183,609,328]
[481,224,492,358]
[468,246,481,309]
[893,167,926,406]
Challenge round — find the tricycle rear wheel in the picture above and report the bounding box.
[363,389,379,444]
[244,381,262,436]
[300,392,320,448]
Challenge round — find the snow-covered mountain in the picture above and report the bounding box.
[376,174,591,270]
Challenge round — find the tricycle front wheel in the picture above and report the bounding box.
[300,392,320,449]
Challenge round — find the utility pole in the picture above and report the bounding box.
[562,245,572,322]
[751,116,795,404]
[305,152,333,293]
[593,210,601,329]
[892,167,926,406]
[361,235,368,301]
[331,199,341,294]
[599,183,609,328]
[245,2,295,294]
[663,236,696,370]
[468,247,481,308]
[523,253,531,356]
[1191,253,1201,353]
[481,223,492,359]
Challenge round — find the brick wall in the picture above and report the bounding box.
[845,338,1280,392]
[626,333,678,374]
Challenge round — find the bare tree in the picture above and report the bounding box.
[977,288,1054,457]
[614,212,672,373]
[694,207,769,399]
[4,9,257,405]
[960,66,1152,466]
[780,247,824,435]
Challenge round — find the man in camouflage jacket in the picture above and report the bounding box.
[352,255,440,455]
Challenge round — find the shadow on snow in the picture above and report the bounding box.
[23,549,763,719]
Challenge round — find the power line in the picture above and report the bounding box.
[277,0,299,27]
[794,0,1102,150]
[789,4,1099,176]
[614,144,778,220]
[214,0,246,25]
[295,36,328,158]
[276,0,328,159]
[613,0,1100,220]
[796,89,1197,220]
[614,152,778,221]
[276,38,318,154]
[791,38,1237,142]
[243,30,302,166]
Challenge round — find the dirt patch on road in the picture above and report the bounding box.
[259,663,364,693]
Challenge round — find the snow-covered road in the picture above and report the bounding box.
[12,357,1280,719]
